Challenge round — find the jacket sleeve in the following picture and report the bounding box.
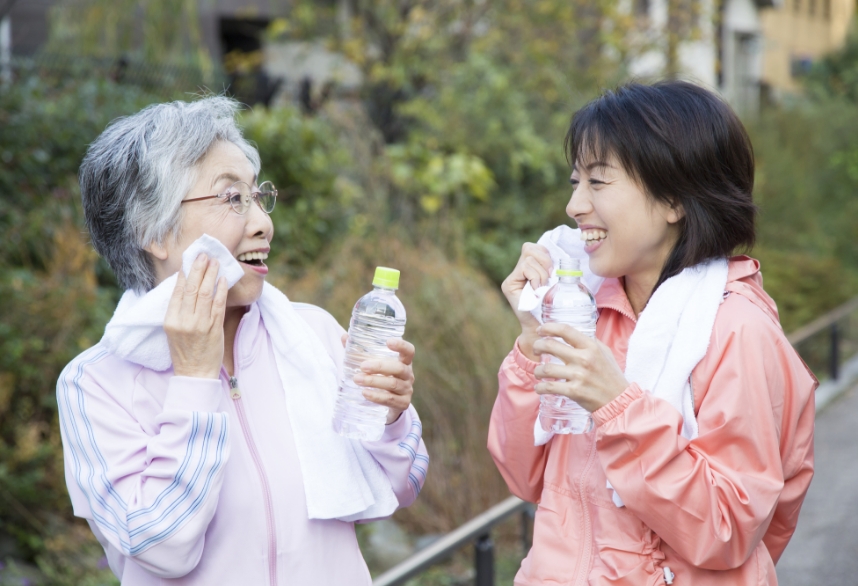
[57,357,230,579]
[361,405,429,508]
[593,310,815,570]
[487,341,550,503]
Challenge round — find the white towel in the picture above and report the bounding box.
[100,234,398,521]
[520,227,728,508]
[517,225,605,323]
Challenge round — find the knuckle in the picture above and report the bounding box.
[184,283,198,295]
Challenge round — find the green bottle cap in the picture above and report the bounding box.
[556,269,583,277]
[373,266,401,289]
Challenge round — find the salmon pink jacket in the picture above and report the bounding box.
[488,256,816,585]
[57,301,428,585]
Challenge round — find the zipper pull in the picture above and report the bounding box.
[229,376,241,400]
[663,566,675,584]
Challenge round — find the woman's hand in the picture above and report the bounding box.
[165,253,228,379]
[501,242,553,359]
[532,323,629,413]
[353,339,416,425]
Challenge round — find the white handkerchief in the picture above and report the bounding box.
[517,225,604,324]
[181,233,245,291]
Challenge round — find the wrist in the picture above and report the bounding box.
[517,330,540,362]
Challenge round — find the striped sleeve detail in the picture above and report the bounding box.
[398,419,428,498]
[57,348,229,556]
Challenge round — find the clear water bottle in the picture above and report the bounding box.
[539,258,597,434]
[333,267,407,441]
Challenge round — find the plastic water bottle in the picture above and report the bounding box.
[539,258,597,434]
[333,267,406,441]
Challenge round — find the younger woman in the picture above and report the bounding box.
[489,81,816,585]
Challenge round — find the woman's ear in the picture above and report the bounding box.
[665,201,685,224]
[144,241,169,261]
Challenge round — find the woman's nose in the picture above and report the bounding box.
[246,199,274,238]
[566,184,592,220]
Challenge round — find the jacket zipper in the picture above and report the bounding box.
[225,320,278,586]
[573,435,598,586]
[229,376,278,586]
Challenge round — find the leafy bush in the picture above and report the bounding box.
[0,76,164,571]
[239,105,354,274]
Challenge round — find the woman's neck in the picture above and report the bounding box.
[623,271,661,317]
[222,306,248,377]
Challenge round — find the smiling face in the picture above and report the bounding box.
[147,140,274,308]
[567,154,683,293]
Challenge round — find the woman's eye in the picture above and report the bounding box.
[589,179,605,186]
[570,179,580,188]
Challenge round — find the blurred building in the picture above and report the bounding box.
[630,0,774,114]
[759,0,856,96]
[0,0,355,107]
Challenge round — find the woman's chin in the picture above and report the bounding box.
[587,258,621,280]
[225,280,264,308]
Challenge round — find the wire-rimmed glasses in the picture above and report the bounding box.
[182,181,278,214]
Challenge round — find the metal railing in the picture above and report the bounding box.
[372,496,533,586]
[787,296,858,382]
[373,295,858,586]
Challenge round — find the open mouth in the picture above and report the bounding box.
[236,251,268,267]
[580,229,607,245]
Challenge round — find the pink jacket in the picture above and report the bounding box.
[488,256,816,585]
[57,302,428,585]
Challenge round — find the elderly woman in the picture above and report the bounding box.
[57,96,428,585]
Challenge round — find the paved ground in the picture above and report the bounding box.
[777,383,858,586]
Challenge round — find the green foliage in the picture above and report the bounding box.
[239,105,354,274]
[748,98,858,327]
[804,20,858,102]
[0,76,160,570]
[47,0,214,76]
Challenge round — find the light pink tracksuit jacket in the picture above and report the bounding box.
[489,256,817,585]
[57,301,428,585]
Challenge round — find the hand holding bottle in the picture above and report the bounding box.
[532,322,628,413]
[353,338,415,424]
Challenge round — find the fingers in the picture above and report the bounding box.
[522,256,551,289]
[356,358,412,386]
[386,338,415,365]
[181,253,209,315]
[195,258,221,317]
[355,372,409,395]
[521,242,553,273]
[533,336,576,365]
[537,322,593,349]
[167,270,186,317]
[211,277,228,322]
[533,379,572,396]
[362,386,410,414]
[502,243,554,298]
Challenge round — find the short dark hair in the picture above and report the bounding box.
[564,81,757,290]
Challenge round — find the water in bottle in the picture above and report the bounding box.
[333,267,407,441]
[539,258,597,434]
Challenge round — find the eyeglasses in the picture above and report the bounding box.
[181,181,277,215]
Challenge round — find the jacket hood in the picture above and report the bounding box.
[725,255,781,328]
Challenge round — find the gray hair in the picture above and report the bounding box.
[79,96,261,293]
